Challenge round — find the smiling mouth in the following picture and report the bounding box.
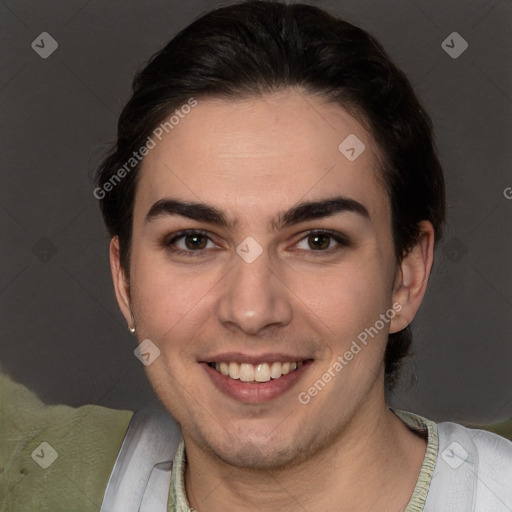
[207,361,307,382]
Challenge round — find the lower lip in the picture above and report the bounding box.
[201,361,312,404]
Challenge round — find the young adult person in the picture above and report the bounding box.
[2,2,511,511]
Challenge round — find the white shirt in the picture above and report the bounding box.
[101,407,512,511]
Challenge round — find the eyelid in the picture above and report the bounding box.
[164,229,220,256]
[297,228,350,243]
[292,229,350,252]
[165,228,211,245]
[163,228,350,256]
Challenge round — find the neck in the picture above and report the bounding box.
[184,388,426,512]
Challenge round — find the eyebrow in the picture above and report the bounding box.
[145,199,237,228]
[273,196,370,230]
[144,196,370,230]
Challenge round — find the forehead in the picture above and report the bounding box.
[134,90,388,227]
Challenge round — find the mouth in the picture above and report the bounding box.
[207,360,305,382]
[201,356,314,403]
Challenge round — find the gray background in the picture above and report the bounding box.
[1,0,511,424]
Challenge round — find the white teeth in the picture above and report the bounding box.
[228,362,240,379]
[239,363,255,382]
[254,363,271,382]
[211,360,304,382]
[270,362,282,379]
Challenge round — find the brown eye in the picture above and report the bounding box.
[184,234,208,250]
[165,230,217,256]
[295,230,349,254]
[307,233,331,250]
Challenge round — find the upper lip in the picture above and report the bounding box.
[201,352,312,364]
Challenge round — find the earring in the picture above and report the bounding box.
[129,326,136,333]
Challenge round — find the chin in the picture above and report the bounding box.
[218,441,304,470]
[195,425,314,470]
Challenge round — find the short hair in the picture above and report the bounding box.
[95,0,446,389]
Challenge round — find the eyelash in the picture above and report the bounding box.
[294,230,350,255]
[164,229,215,257]
[164,229,350,258]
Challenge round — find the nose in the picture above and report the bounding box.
[216,246,293,336]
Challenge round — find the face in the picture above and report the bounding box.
[111,89,428,469]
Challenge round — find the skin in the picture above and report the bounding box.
[110,89,435,511]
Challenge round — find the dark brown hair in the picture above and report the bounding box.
[95,0,446,389]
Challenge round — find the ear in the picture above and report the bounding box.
[109,237,134,330]
[389,221,435,334]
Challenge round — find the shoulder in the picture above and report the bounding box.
[0,372,133,511]
[100,405,183,512]
[438,420,512,474]
[425,420,512,511]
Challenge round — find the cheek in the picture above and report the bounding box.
[288,255,392,340]
[293,262,392,397]
[129,250,220,343]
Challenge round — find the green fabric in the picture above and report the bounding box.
[0,372,133,512]
[167,409,439,512]
[3,370,510,512]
